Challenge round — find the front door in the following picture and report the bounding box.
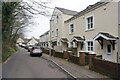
[104,42,113,62]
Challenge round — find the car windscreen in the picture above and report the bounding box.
[33,46,41,49]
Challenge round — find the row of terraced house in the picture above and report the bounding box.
[39,0,120,63]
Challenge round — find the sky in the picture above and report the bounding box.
[25,0,100,39]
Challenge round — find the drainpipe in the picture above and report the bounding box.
[49,20,52,56]
[118,37,120,63]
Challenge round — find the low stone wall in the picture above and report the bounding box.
[89,58,120,79]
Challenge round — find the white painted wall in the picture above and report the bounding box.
[119,1,120,24]
[118,1,120,63]
[40,31,49,48]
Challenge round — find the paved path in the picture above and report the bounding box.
[42,53,110,79]
[2,47,72,78]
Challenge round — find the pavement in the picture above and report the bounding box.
[42,53,110,79]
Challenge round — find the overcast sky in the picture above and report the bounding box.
[25,0,100,39]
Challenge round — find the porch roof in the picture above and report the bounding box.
[60,38,68,43]
[71,36,84,42]
[52,39,57,43]
[93,32,117,41]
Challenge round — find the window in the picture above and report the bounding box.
[69,24,74,34]
[86,15,94,30]
[107,44,112,53]
[51,31,54,38]
[57,42,60,46]
[47,44,48,47]
[69,42,73,48]
[86,41,94,51]
[56,29,58,37]
[56,16,58,23]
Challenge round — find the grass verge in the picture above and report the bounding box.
[2,46,18,63]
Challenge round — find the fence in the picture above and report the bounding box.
[89,58,120,79]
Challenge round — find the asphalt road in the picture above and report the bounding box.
[2,46,72,79]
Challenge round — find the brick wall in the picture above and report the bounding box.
[68,54,80,65]
[89,58,120,79]
[54,51,64,59]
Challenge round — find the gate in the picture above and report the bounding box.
[85,53,89,65]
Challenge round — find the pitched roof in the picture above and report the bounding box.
[40,30,49,37]
[65,0,111,23]
[27,37,39,43]
[60,38,68,42]
[71,36,84,42]
[94,32,117,41]
[56,7,78,15]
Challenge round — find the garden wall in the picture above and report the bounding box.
[89,58,120,79]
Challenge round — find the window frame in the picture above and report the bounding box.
[56,16,59,23]
[86,40,94,52]
[57,42,60,46]
[69,23,74,35]
[85,14,94,31]
[56,29,58,37]
[69,41,73,48]
[51,31,54,38]
[106,44,112,55]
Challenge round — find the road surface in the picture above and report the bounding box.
[2,46,72,79]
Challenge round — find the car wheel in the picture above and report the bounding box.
[38,54,41,57]
[38,54,42,57]
[30,54,33,56]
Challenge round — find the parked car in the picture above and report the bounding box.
[28,46,32,52]
[18,43,22,46]
[24,45,29,49]
[30,46,42,57]
[21,44,26,48]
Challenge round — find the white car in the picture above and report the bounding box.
[30,46,42,57]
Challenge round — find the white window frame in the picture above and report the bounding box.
[106,44,112,55]
[56,29,58,37]
[69,23,74,34]
[57,42,60,46]
[86,40,94,52]
[56,16,59,23]
[85,14,94,31]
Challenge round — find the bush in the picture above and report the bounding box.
[10,47,15,53]
[2,45,17,62]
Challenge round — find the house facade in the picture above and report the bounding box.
[17,38,24,44]
[50,0,120,63]
[27,37,39,46]
[39,30,49,48]
[49,7,78,52]
[64,0,120,63]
